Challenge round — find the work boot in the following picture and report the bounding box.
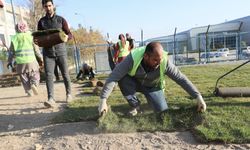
[66,94,72,103]
[31,84,39,95]
[44,98,56,108]
[126,95,141,108]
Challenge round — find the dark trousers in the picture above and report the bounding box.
[54,63,60,80]
[44,55,71,99]
[118,75,168,112]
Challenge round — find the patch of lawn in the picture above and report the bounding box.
[54,62,250,143]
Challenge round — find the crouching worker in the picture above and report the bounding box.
[8,21,43,96]
[76,63,95,80]
[98,42,206,116]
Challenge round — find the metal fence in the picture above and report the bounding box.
[66,43,110,73]
[68,32,250,73]
[147,31,250,66]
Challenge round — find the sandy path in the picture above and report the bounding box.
[0,82,249,150]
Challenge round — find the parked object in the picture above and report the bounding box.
[242,46,250,58]
[217,48,229,53]
[201,52,217,58]
[217,48,229,57]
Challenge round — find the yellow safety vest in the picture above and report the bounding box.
[128,46,168,89]
[11,32,36,64]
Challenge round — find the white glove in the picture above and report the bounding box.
[98,98,108,116]
[196,95,206,112]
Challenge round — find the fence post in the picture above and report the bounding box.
[173,27,177,65]
[205,25,210,63]
[236,33,239,60]
[237,22,243,60]
[76,47,81,71]
[74,47,79,74]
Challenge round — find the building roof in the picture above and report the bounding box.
[189,21,242,37]
[146,17,244,42]
[145,30,189,43]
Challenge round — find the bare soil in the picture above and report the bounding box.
[0,82,249,150]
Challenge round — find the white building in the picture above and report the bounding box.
[145,16,250,54]
[0,0,30,74]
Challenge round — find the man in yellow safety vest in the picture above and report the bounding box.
[98,42,206,116]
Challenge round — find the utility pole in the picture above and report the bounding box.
[140,29,144,46]
[10,0,16,27]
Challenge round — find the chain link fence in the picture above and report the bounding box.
[146,31,250,66]
[66,43,110,74]
[68,32,250,73]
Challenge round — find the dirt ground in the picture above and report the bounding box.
[0,82,249,150]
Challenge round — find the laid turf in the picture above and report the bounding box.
[53,62,250,143]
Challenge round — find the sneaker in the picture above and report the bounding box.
[66,94,72,103]
[128,108,138,116]
[44,98,56,108]
[31,84,39,95]
[55,77,60,82]
[26,90,33,97]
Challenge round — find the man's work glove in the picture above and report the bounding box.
[197,95,206,112]
[98,98,108,116]
[7,62,13,69]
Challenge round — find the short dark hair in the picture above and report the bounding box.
[42,0,53,5]
[145,41,161,54]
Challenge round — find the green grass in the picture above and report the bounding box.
[53,62,250,143]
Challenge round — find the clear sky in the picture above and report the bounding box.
[8,0,250,42]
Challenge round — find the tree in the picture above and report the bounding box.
[18,0,44,31]
[22,0,106,65]
[68,26,106,58]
